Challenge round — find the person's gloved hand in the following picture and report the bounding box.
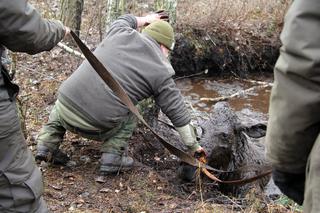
[272,169,305,205]
[144,10,169,25]
[64,26,71,38]
[137,10,169,27]
[194,146,207,160]
[176,122,206,156]
[154,10,169,21]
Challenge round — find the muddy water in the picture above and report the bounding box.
[175,75,273,115]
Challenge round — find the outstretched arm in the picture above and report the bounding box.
[136,10,169,28]
[107,11,168,34]
[154,77,205,156]
[0,0,68,54]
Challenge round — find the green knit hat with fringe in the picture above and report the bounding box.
[142,20,175,50]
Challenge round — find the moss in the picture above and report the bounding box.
[275,195,303,212]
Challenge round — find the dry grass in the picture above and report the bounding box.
[172,0,293,75]
[177,0,290,34]
[176,0,292,48]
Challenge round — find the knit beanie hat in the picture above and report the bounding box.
[142,20,175,50]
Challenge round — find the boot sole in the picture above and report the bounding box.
[100,165,132,174]
[35,154,49,162]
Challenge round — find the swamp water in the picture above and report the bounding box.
[176,76,272,114]
[175,75,282,198]
[175,75,273,125]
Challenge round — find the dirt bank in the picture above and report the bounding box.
[171,0,290,77]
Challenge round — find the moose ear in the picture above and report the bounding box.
[242,123,267,138]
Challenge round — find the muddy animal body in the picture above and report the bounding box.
[178,102,270,197]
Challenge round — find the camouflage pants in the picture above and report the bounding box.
[0,93,47,212]
[36,103,137,155]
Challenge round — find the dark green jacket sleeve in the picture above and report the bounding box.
[0,0,65,54]
[265,0,320,173]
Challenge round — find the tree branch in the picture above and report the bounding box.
[57,42,85,59]
[200,84,270,103]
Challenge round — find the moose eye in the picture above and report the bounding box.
[219,132,229,139]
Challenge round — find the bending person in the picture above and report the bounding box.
[35,13,206,175]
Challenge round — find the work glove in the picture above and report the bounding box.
[194,146,207,160]
[272,169,305,205]
[144,10,169,25]
[155,10,169,21]
[176,122,206,157]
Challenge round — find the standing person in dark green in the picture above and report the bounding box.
[35,13,206,175]
[266,0,320,212]
[0,0,69,212]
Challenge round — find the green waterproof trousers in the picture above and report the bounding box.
[36,100,137,155]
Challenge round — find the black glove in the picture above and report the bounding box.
[143,10,170,27]
[272,169,305,205]
[155,10,169,21]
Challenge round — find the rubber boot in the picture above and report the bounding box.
[35,145,70,165]
[35,145,51,162]
[100,153,134,174]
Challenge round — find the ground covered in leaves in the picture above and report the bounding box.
[9,0,301,212]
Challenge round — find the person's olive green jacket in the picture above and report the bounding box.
[0,0,65,212]
[0,0,66,101]
[0,0,65,55]
[265,0,320,175]
[0,0,66,173]
[266,1,320,211]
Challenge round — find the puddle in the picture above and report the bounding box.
[175,76,273,114]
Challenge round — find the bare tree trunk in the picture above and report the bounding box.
[105,0,126,33]
[60,0,84,36]
[105,0,177,33]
